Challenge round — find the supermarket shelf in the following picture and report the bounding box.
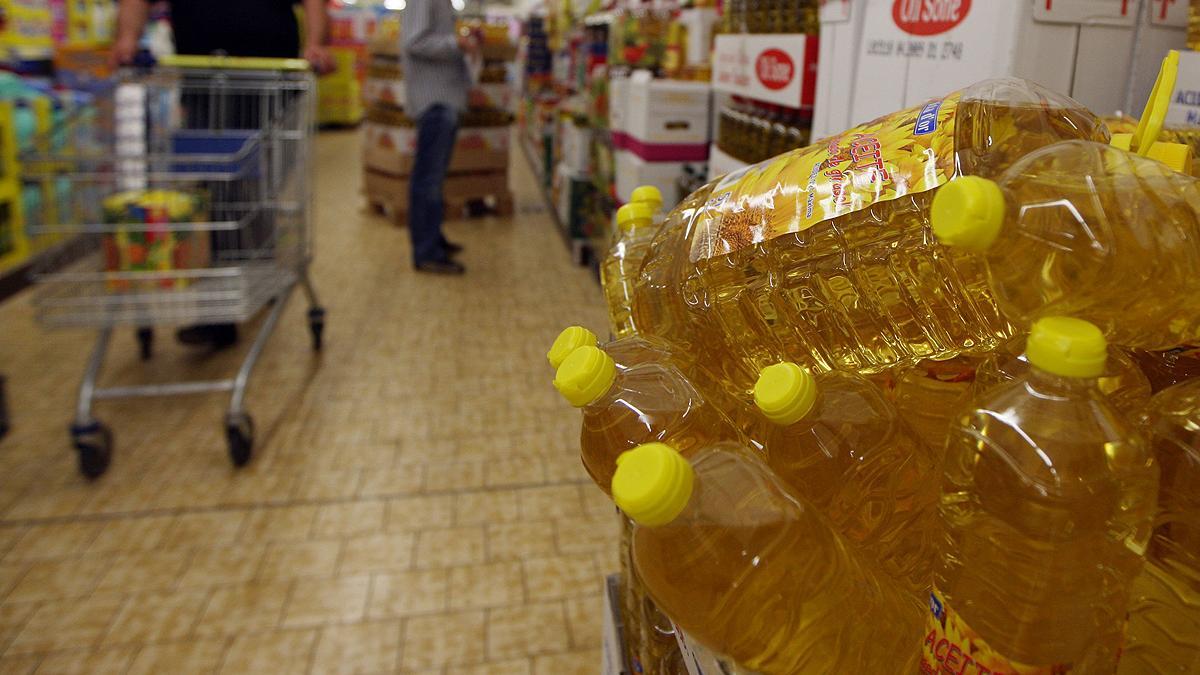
[518,133,592,267]
[0,234,85,304]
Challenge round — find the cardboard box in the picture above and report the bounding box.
[365,80,515,112]
[622,72,712,147]
[706,142,748,181]
[614,149,702,207]
[363,169,509,210]
[713,33,819,110]
[364,144,509,176]
[362,122,509,157]
[812,0,869,139]
[815,0,1186,138]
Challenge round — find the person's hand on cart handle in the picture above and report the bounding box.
[111,36,140,67]
[305,44,335,76]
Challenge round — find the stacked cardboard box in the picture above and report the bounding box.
[362,24,516,223]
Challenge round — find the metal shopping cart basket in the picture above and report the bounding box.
[23,55,326,478]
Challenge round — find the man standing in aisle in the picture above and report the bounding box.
[112,0,333,348]
[403,0,479,275]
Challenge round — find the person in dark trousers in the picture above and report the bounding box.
[402,0,478,275]
[112,0,333,348]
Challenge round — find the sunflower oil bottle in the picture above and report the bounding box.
[602,202,659,339]
[1120,378,1200,673]
[1132,346,1200,393]
[974,335,1152,417]
[889,353,982,454]
[638,77,1107,399]
[552,345,736,493]
[546,325,675,371]
[925,317,1158,673]
[751,362,938,596]
[613,441,923,673]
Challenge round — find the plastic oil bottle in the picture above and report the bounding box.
[931,53,1200,351]
[974,335,1152,417]
[889,353,983,454]
[925,317,1158,673]
[546,325,674,371]
[614,441,921,667]
[552,345,737,494]
[613,441,923,673]
[1120,378,1200,673]
[601,200,659,339]
[668,77,1107,398]
[753,362,939,596]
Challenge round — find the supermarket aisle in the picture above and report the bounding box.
[0,129,614,673]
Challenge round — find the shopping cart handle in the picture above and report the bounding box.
[157,54,311,72]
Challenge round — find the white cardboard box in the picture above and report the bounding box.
[364,79,514,111]
[1165,50,1200,126]
[713,33,818,109]
[363,123,510,155]
[623,72,713,147]
[560,121,591,176]
[615,149,699,207]
[812,0,869,139]
[815,0,1186,137]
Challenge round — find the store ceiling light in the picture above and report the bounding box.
[384,0,405,9]
[451,0,465,10]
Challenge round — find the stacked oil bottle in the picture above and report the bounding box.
[550,52,1200,674]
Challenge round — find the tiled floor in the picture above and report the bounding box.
[0,129,615,673]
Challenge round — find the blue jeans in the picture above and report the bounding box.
[409,104,460,264]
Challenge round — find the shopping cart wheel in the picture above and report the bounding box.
[136,327,153,361]
[308,307,326,352]
[225,413,254,467]
[70,421,113,479]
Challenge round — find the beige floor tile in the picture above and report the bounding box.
[85,515,176,554]
[3,486,93,520]
[564,595,603,650]
[400,610,485,670]
[95,549,191,594]
[384,495,455,532]
[357,465,425,498]
[293,468,364,501]
[414,527,486,569]
[486,601,570,661]
[454,490,522,526]
[532,650,602,674]
[103,590,209,645]
[281,575,370,628]
[0,601,39,650]
[160,511,248,550]
[4,523,101,562]
[34,645,138,674]
[258,540,341,581]
[195,580,291,636]
[337,532,415,575]
[0,653,40,674]
[367,569,448,618]
[125,638,226,675]
[7,595,125,654]
[445,659,532,675]
[422,461,485,492]
[312,501,386,539]
[448,562,524,610]
[0,563,27,599]
[517,485,585,521]
[522,555,600,602]
[218,628,317,675]
[487,521,556,561]
[239,505,318,543]
[485,458,547,489]
[555,515,619,555]
[6,556,111,602]
[177,544,266,588]
[311,620,402,674]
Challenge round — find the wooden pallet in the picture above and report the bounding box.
[366,190,515,224]
[363,167,512,225]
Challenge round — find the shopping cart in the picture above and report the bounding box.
[23,55,326,478]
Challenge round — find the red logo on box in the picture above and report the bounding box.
[892,0,970,36]
[755,49,794,90]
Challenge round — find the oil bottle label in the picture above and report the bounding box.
[689,92,960,261]
[921,588,1072,675]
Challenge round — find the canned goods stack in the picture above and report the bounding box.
[550,53,1200,674]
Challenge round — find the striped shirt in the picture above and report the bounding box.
[402,0,470,119]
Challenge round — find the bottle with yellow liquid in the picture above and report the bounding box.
[613,441,923,673]
[630,77,1107,399]
[925,317,1158,673]
[546,325,673,371]
[552,345,737,493]
[889,353,982,454]
[1120,378,1200,673]
[1131,346,1200,393]
[602,200,660,340]
[974,334,1152,416]
[752,362,939,596]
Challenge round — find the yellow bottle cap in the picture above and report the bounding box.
[931,176,1006,253]
[611,442,694,527]
[631,185,664,212]
[616,202,654,232]
[1110,134,1193,174]
[553,345,617,407]
[753,362,818,426]
[1025,316,1108,379]
[547,325,598,369]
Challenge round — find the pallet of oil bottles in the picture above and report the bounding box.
[549,52,1200,675]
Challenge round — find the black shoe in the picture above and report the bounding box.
[176,323,239,349]
[442,239,464,256]
[414,259,466,275]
